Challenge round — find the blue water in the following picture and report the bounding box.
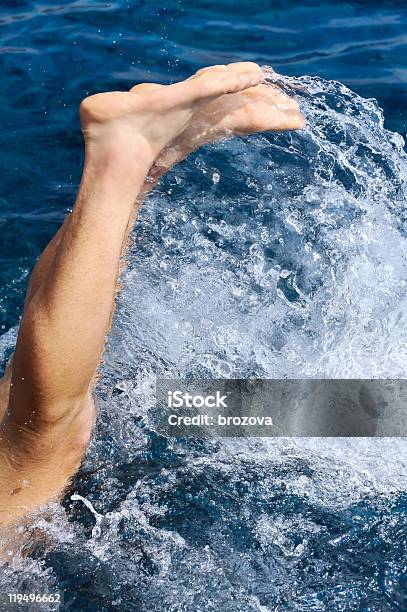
[1,1,407,611]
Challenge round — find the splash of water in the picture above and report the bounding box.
[1,73,406,610]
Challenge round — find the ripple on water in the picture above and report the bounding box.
[1,73,407,610]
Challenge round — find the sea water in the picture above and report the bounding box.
[0,70,406,610]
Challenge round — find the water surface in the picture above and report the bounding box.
[0,1,406,610]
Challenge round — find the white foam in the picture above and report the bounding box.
[1,74,406,601]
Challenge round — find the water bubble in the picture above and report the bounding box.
[1,73,407,609]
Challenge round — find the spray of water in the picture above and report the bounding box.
[1,72,406,610]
